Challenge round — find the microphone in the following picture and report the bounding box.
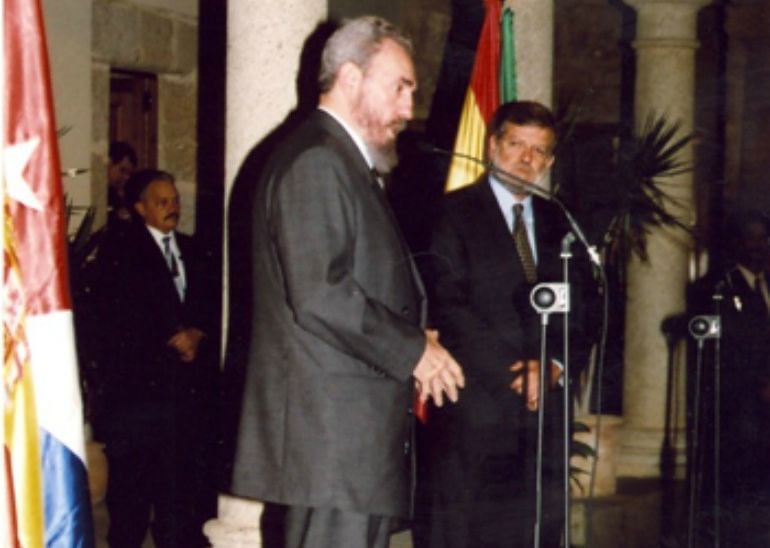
[416,142,552,200]
[414,142,601,267]
[561,231,577,255]
[688,315,721,340]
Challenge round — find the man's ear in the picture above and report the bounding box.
[337,61,362,95]
[134,202,146,219]
[487,134,498,159]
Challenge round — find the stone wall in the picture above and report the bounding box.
[91,0,198,232]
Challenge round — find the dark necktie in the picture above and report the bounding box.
[163,235,186,300]
[162,235,179,276]
[512,203,537,284]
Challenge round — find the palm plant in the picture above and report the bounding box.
[602,114,694,270]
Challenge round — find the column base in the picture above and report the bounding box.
[203,495,263,548]
[617,425,687,479]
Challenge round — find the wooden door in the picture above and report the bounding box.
[109,69,158,169]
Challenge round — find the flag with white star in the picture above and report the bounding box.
[3,0,94,545]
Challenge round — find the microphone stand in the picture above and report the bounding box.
[686,308,722,548]
[711,287,724,548]
[530,274,571,548]
[560,234,574,548]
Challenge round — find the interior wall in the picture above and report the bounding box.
[42,0,93,233]
[91,0,198,232]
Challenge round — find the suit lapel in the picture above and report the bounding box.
[316,110,428,322]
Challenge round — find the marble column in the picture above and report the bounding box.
[619,0,711,478]
[508,0,554,107]
[206,1,326,546]
[507,0,554,192]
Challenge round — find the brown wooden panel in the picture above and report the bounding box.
[109,69,158,169]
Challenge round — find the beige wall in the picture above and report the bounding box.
[42,0,198,233]
[42,0,93,233]
[133,0,197,20]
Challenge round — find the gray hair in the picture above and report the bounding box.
[318,16,412,93]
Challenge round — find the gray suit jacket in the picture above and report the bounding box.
[229,110,426,518]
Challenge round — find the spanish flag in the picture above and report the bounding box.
[3,0,94,545]
[445,0,516,192]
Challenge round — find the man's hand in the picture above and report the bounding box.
[413,329,465,407]
[167,327,205,363]
[510,359,561,411]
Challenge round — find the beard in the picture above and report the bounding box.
[366,141,399,174]
[352,91,404,174]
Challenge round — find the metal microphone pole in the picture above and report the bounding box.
[711,288,724,548]
[560,233,575,548]
[687,313,721,548]
[530,281,570,548]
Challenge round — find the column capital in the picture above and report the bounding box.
[623,0,712,43]
[624,0,712,9]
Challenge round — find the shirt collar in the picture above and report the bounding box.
[489,174,533,216]
[145,224,176,250]
[318,106,373,168]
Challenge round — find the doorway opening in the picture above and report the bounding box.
[109,69,158,169]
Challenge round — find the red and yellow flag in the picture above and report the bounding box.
[445,0,516,192]
[3,0,94,545]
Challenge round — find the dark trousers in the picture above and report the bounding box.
[273,505,396,548]
[414,405,565,548]
[105,403,210,548]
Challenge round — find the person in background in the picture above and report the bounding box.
[93,169,217,547]
[107,141,137,226]
[693,209,770,546]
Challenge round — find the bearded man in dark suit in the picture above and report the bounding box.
[228,16,465,548]
[416,101,592,548]
[92,169,218,547]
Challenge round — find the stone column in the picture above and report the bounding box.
[509,0,554,107]
[206,1,326,546]
[619,0,711,478]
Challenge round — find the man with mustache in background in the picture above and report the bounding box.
[228,15,465,548]
[92,169,218,547]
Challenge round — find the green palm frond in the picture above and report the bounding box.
[604,113,694,264]
[569,421,597,495]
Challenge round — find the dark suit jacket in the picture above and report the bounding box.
[690,267,770,500]
[229,109,426,518]
[421,176,583,420]
[415,176,591,547]
[93,221,215,418]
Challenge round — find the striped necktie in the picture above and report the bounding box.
[162,235,179,276]
[512,203,537,284]
[162,235,185,300]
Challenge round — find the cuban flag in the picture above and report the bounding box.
[3,0,94,545]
